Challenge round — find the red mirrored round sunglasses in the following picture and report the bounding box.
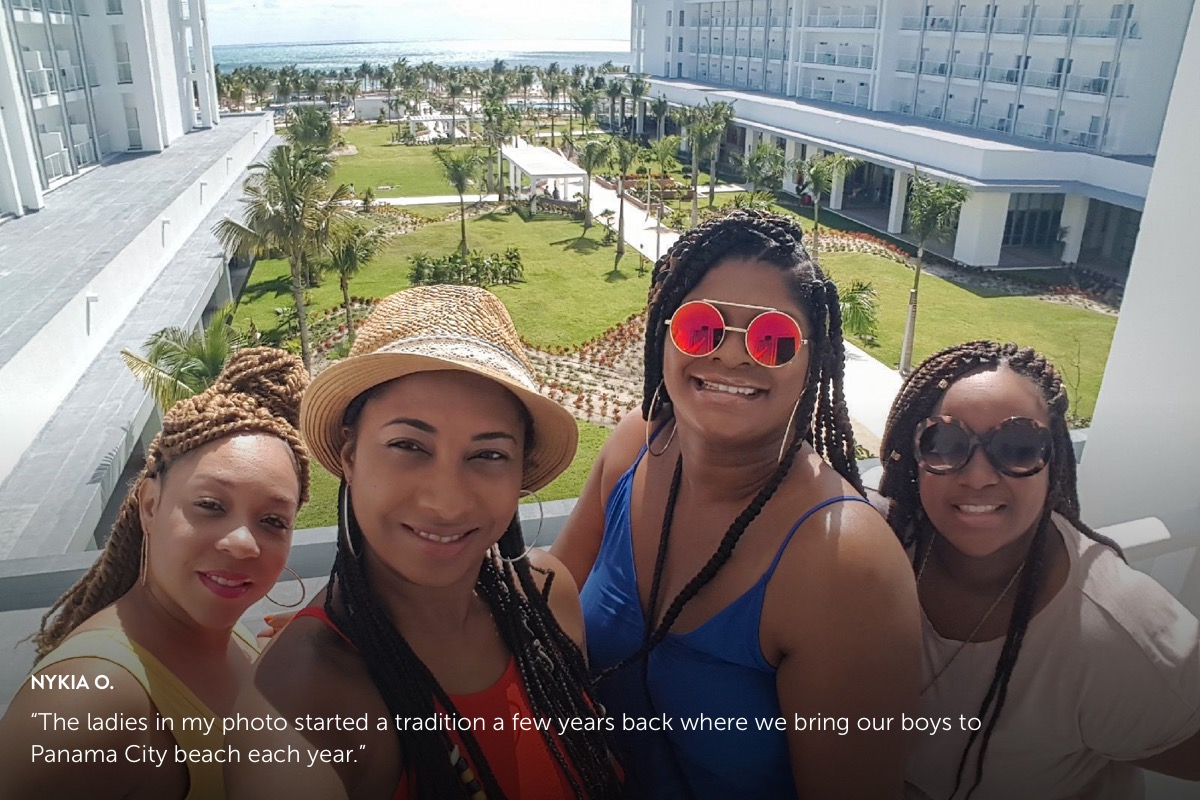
[666,300,808,368]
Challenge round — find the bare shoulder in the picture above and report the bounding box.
[597,410,652,492]
[525,548,585,650]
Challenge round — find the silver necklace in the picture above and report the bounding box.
[918,534,1026,694]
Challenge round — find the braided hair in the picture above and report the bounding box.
[326,388,622,800]
[878,340,1121,800]
[611,209,863,671]
[34,348,310,658]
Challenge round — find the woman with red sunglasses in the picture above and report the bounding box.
[552,211,922,799]
[878,341,1200,800]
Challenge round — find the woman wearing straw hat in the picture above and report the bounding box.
[0,348,311,800]
[226,286,622,800]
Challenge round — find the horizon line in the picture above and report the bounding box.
[212,36,631,48]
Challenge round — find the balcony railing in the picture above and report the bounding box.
[950,62,983,80]
[1076,18,1140,39]
[901,15,954,32]
[800,85,869,108]
[127,128,143,150]
[45,0,71,12]
[735,47,750,57]
[984,65,1023,85]
[894,99,1015,133]
[767,17,783,27]
[767,49,786,60]
[72,138,98,167]
[85,63,100,87]
[956,16,990,33]
[1058,127,1100,149]
[11,0,41,10]
[59,65,85,92]
[97,131,112,155]
[1067,73,1121,96]
[1022,69,1066,90]
[43,150,69,181]
[944,106,978,125]
[805,12,878,28]
[914,102,944,120]
[1033,17,1073,36]
[116,61,133,84]
[802,51,874,69]
[991,17,1029,35]
[1014,120,1052,140]
[25,68,57,97]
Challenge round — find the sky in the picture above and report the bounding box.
[206,0,632,47]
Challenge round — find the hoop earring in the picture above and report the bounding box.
[778,396,803,465]
[139,535,148,586]
[501,489,546,563]
[645,381,677,457]
[340,482,360,559]
[266,566,307,608]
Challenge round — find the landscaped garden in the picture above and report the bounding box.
[332,125,458,197]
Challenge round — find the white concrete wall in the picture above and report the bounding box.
[0,115,273,487]
[0,16,43,216]
[1078,7,1200,541]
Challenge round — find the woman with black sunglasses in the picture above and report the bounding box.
[552,211,921,799]
[878,340,1200,800]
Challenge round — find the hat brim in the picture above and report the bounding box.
[301,351,578,492]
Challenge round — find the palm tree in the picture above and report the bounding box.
[610,137,639,259]
[652,96,670,140]
[605,80,624,132]
[447,78,465,143]
[795,151,860,257]
[705,102,735,207]
[285,106,336,155]
[573,90,598,136]
[737,141,788,193]
[345,80,360,121]
[546,78,562,149]
[518,68,536,121]
[325,222,386,340]
[838,279,880,343]
[120,304,244,411]
[213,145,351,370]
[646,135,680,258]
[578,138,612,229]
[898,169,972,374]
[689,110,726,225]
[628,75,649,138]
[433,147,484,255]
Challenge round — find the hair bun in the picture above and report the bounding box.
[214,347,309,426]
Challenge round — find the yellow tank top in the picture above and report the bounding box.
[32,625,259,800]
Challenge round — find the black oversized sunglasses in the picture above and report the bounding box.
[913,416,1053,478]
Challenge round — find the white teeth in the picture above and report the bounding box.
[414,529,467,544]
[206,574,248,587]
[957,505,1002,514]
[700,380,760,396]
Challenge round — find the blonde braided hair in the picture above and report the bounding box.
[33,347,310,658]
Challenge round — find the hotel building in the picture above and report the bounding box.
[630,1,1193,270]
[0,0,219,218]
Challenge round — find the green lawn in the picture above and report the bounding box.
[234,209,652,349]
[821,252,1114,419]
[400,203,459,220]
[333,126,459,197]
[295,418,607,529]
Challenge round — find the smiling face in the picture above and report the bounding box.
[918,366,1052,559]
[139,433,301,630]
[340,371,527,589]
[662,257,813,447]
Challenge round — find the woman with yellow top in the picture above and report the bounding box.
[0,347,310,800]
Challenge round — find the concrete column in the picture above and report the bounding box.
[951,191,1009,266]
[194,0,219,125]
[829,167,846,211]
[1059,194,1089,264]
[783,139,800,194]
[1078,6,1200,576]
[888,171,909,234]
[743,127,755,158]
[636,100,645,135]
[0,22,43,214]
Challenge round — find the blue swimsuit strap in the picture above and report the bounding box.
[763,495,872,581]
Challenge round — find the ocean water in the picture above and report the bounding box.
[213,39,631,73]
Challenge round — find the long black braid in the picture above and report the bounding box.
[326,391,622,800]
[604,210,864,676]
[878,340,1122,800]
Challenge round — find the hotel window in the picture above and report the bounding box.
[680,10,686,25]
[679,37,684,52]
[668,10,673,24]
[666,37,672,52]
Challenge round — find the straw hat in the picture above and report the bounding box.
[301,285,578,492]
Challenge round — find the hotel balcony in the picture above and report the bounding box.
[802,51,874,69]
[1067,73,1122,96]
[72,138,98,168]
[117,61,134,84]
[43,150,69,181]
[25,67,57,98]
[1014,120,1053,141]
[85,63,100,87]
[896,58,950,77]
[44,0,73,12]
[799,85,869,108]
[804,11,878,29]
[58,65,85,92]
[900,14,1139,39]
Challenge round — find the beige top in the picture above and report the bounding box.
[906,513,1200,800]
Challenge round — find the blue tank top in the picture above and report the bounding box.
[580,441,868,799]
